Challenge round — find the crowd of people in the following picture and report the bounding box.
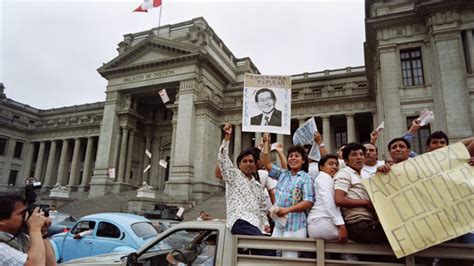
[216,120,474,259]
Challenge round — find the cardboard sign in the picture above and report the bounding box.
[362,142,474,258]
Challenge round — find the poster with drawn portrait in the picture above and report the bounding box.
[242,73,291,135]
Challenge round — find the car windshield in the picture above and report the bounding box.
[131,222,158,238]
[50,213,76,224]
[147,229,203,252]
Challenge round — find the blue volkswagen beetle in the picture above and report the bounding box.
[50,213,158,263]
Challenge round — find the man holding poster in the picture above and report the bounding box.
[363,137,474,258]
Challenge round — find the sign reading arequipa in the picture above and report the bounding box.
[362,142,474,258]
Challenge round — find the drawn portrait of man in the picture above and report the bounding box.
[250,88,282,127]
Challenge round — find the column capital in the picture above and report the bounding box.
[179,79,199,95]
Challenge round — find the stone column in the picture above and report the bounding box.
[79,137,95,191]
[430,18,472,140]
[124,130,135,184]
[254,132,262,146]
[56,139,70,186]
[346,114,356,143]
[22,142,35,180]
[142,136,152,184]
[322,115,332,152]
[276,133,285,165]
[298,118,306,127]
[43,140,58,188]
[117,127,129,183]
[378,45,404,145]
[34,141,46,180]
[67,138,82,188]
[1,138,17,187]
[233,124,242,163]
[166,79,197,200]
[372,112,378,129]
[88,91,120,198]
[466,30,474,74]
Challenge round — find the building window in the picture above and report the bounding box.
[0,138,7,156]
[8,170,18,186]
[400,48,424,87]
[407,117,431,154]
[14,142,24,159]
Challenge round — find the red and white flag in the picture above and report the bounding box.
[133,0,162,12]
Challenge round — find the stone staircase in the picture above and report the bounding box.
[40,189,227,221]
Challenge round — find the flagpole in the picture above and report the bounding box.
[157,1,163,36]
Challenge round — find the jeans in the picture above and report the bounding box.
[346,220,387,243]
[231,219,275,256]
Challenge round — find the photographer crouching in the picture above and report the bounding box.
[0,193,56,266]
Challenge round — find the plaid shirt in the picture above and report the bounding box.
[269,164,314,231]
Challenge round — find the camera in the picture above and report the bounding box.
[25,181,49,218]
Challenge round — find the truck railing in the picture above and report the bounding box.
[233,235,474,265]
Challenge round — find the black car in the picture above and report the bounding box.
[47,211,77,237]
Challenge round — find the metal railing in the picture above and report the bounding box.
[233,235,474,266]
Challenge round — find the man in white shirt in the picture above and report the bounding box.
[361,142,385,179]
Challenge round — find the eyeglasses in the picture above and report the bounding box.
[257,97,274,103]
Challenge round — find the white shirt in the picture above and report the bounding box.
[307,172,344,226]
[218,140,269,230]
[361,160,385,179]
[338,159,346,170]
[308,162,319,179]
[0,242,27,266]
[260,110,274,126]
[258,170,277,210]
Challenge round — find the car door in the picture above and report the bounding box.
[62,220,96,262]
[91,221,125,255]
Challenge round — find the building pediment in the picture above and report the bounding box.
[98,35,200,78]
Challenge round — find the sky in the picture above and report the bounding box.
[1,0,365,109]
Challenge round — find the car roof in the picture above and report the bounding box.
[148,219,180,223]
[81,213,150,224]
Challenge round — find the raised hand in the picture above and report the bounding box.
[275,143,283,152]
[262,132,271,144]
[314,132,322,145]
[223,123,232,136]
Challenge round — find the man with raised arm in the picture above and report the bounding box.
[217,124,271,238]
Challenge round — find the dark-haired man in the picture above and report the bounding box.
[217,124,270,237]
[361,142,385,179]
[250,88,282,126]
[426,131,449,152]
[0,194,56,266]
[334,143,387,243]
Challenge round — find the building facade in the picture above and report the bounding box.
[1,0,473,201]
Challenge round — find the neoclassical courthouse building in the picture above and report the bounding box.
[1,0,473,201]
